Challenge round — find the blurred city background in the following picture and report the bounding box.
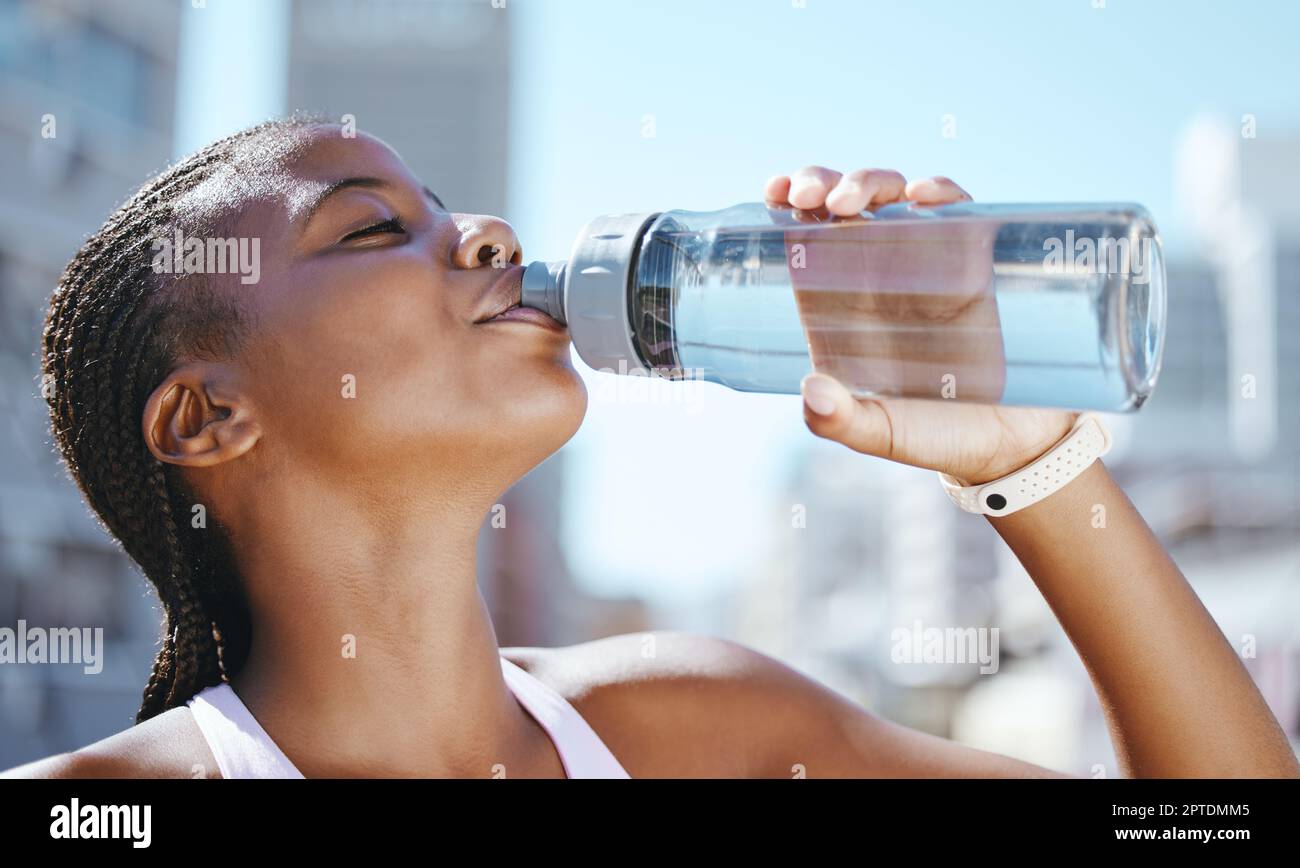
[1,0,1297,774]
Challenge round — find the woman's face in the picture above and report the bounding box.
[207,125,585,493]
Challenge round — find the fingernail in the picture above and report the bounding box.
[802,376,837,416]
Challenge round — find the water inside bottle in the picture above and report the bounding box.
[632,202,1164,411]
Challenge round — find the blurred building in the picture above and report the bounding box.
[0,0,181,771]
[285,0,512,217]
[0,0,643,770]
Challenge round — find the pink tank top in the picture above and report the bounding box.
[185,655,630,779]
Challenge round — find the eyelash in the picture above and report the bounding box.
[342,217,405,241]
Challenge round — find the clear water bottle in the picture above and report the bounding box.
[520,201,1166,411]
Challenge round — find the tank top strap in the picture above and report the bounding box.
[499,656,630,779]
[184,656,630,779]
[186,683,305,779]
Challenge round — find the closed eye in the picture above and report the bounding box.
[341,217,405,242]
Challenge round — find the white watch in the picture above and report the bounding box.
[937,413,1112,516]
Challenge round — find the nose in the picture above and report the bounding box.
[450,214,523,270]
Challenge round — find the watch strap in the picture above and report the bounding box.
[937,413,1112,516]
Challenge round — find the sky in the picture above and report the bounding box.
[503,0,1300,604]
[171,0,1300,606]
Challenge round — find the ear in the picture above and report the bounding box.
[142,363,261,468]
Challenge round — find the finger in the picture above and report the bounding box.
[824,168,908,216]
[763,174,792,204]
[800,372,893,458]
[903,175,973,204]
[787,165,843,210]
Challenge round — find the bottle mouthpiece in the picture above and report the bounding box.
[520,260,567,325]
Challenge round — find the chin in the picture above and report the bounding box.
[531,366,589,447]
[492,367,588,475]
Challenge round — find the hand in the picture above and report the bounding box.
[764,166,1076,485]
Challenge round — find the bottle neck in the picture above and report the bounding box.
[520,259,567,324]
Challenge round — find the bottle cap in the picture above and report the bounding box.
[561,211,660,375]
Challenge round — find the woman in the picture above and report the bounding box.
[5,118,1296,778]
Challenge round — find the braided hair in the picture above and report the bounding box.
[41,117,320,722]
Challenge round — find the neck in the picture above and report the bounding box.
[221,462,557,777]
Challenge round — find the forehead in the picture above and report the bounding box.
[172,126,416,233]
[280,128,418,219]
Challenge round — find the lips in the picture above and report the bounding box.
[485,305,567,330]
[482,299,522,320]
[473,264,526,323]
[474,264,565,331]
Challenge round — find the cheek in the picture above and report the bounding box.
[250,266,474,451]
[249,268,586,462]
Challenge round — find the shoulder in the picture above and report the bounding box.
[503,632,1077,780]
[0,704,219,780]
[501,630,847,777]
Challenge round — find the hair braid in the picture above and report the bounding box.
[150,463,221,710]
[40,117,319,723]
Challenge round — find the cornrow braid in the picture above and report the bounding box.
[41,117,320,723]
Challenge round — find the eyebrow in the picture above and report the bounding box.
[422,185,447,210]
[304,176,448,223]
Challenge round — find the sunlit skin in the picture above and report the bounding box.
[4,132,1297,778]
[141,127,587,778]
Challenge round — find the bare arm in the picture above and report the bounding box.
[734,461,1297,777]
[753,164,1299,779]
[987,460,1298,777]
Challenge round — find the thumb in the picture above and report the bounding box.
[800,373,894,458]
